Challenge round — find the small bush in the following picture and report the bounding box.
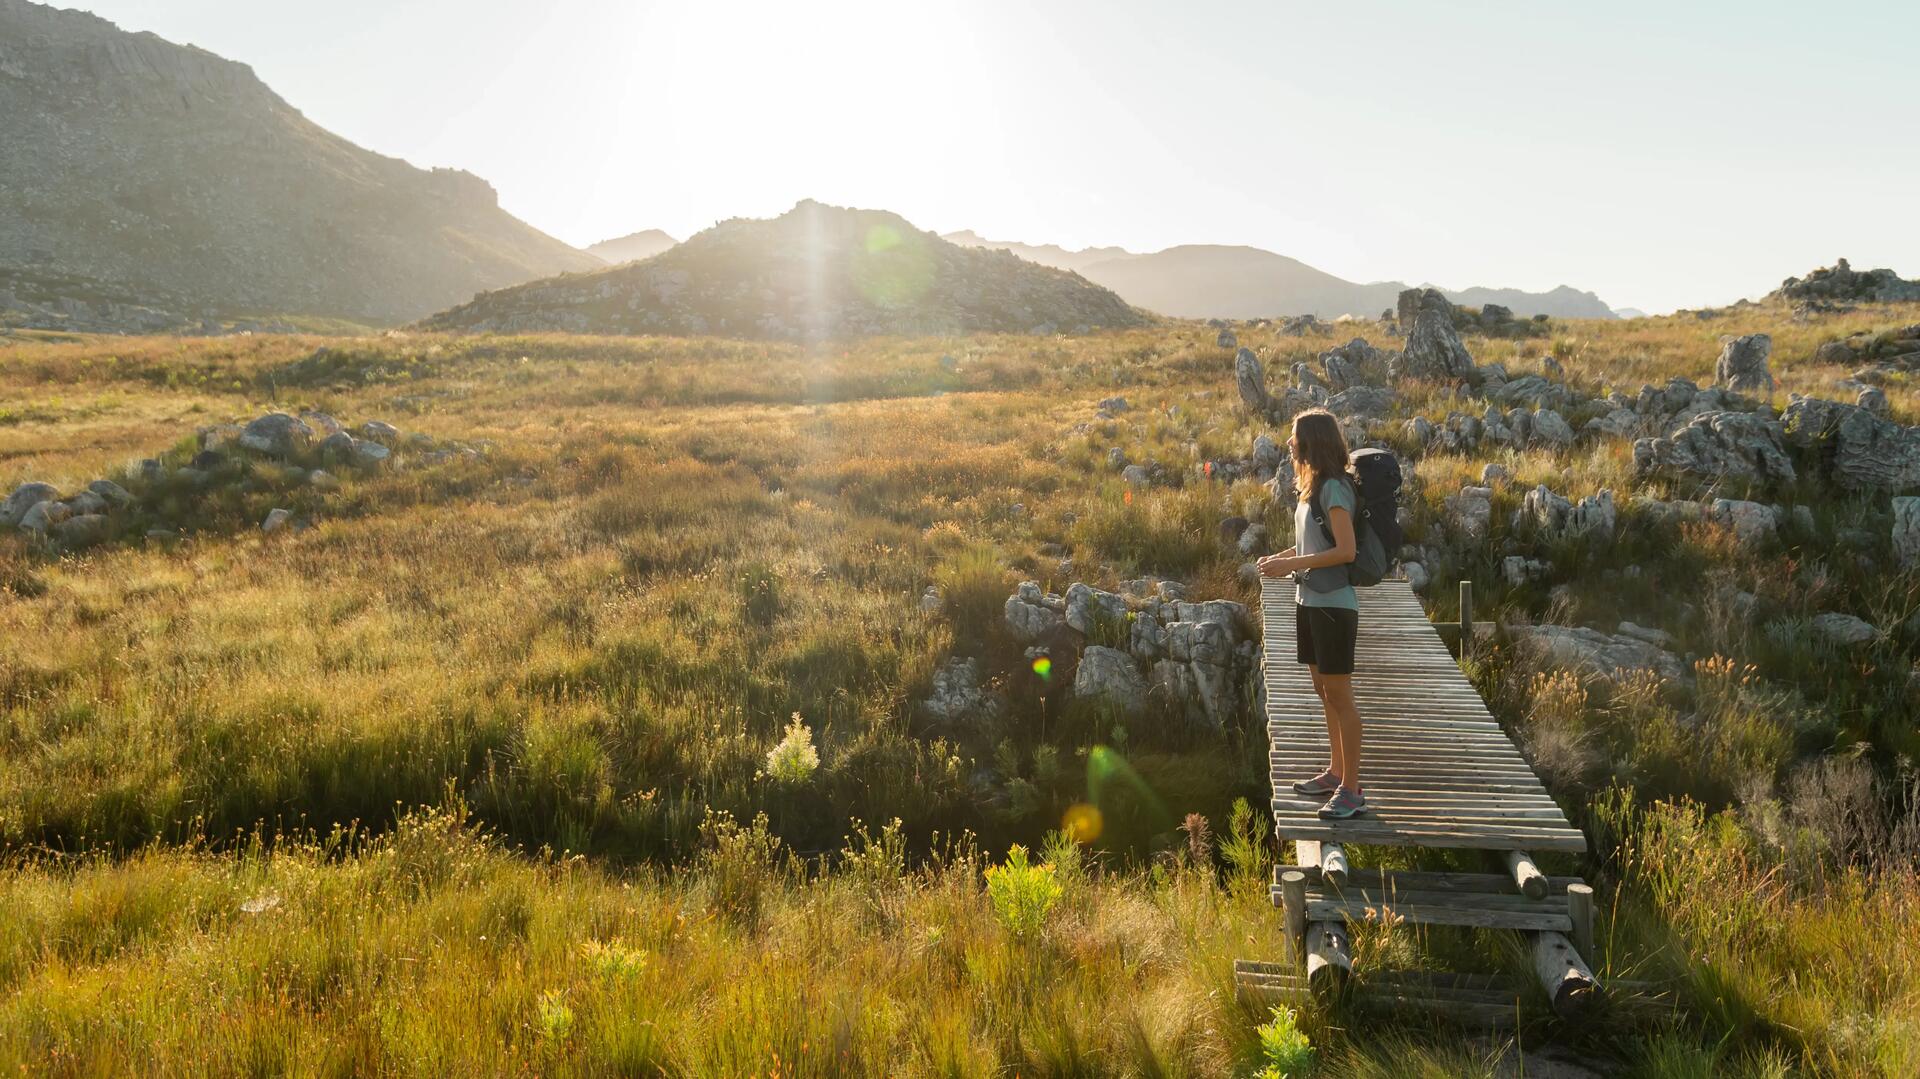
[762,713,819,785]
[984,844,1062,938]
[1255,1005,1314,1078]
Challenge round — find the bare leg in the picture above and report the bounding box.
[1320,673,1363,791]
[1309,664,1343,780]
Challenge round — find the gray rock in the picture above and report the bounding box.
[237,413,314,457]
[300,411,346,436]
[1005,586,1066,642]
[1217,329,1237,350]
[1403,561,1430,591]
[1816,340,1856,364]
[919,656,1005,730]
[1319,338,1383,390]
[1167,620,1236,666]
[1106,446,1128,471]
[1235,348,1271,415]
[64,491,109,517]
[18,499,71,533]
[1510,624,1686,681]
[1121,464,1151,487]
[1327,385,1395,419]
[1710,498,1777,546]
[1,482,60,527]
[1633,410,1795,486]
[1406,416,1434,445]
[1584,408,1639,439]
[1858,387,1890,415]
[1895,497,1920,569]
[1394,289,1476,382]
[1129,612,1168,661]
[349,440,392,470]
[1064,582,1129,637]
[1446,485,1494,539]
[1238,523,1269,557]
[1481,463,1510,486]
[919,586,943,614]
[261,508,293,534]
[1074,646,1148,719]
[358,420,401,445]
[309,470,340,490]
[1781,395,1920,491]
[1518,485,1616,539]
[86,480,133,508]
[1097,395,1130,414]
[51,513,110,548]
[1811,612,1878,646]
[1531,408,1575,446]
[1502,555,1550,586]
[1617,621,1673,647]
[1715,334,1773,395]
[1251,434,1283,477]
[198,424,243,449]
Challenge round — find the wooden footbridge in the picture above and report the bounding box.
[1234,578,1601,1025]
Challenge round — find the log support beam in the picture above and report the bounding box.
[1531,930,1598,1019]
[1505,850,1547,899]
[1306,920,1353,998]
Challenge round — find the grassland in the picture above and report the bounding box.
[1,306,1917,1075]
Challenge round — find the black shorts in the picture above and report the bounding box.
[1295,604,1358,676]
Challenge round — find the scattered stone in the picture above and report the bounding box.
[1502,555,1550,586]
[1238,523,1269,557]
[1583,408,1639,439]
[1074,646,1148,719]
[1394,289,1477,382]
[1481,463,1510,486]
[919,656,1005,731]
[300,411,346,437]
[1715,334,1774,395]
[1235,348,1271,416]
[1518,485,1616,539]
[1097,395,1130,415]
[1710,498,1778,545]
[50,514,110,548]
[17,500,71,533]
[1064,582,1129,637]
[1530,408,1575,446]
[1509,624,1687,681]
[64,490,109,517]
[1004,584,1066,643]
[358,420,401,444]
[260,508,293,534]
[1858,387,1890,416]
[1617,621,1673,647]
[1251,434,1283,478]
[1217,328,1237,350]
[1895,496,1920,569]
[1446,485,1495,539]
[309,470,340,490]
[237,412,314,457]
[1403,561,1430,592]
[349,440,392,470]
[1121,464,1151,487]
[1,482,60,527]
[85,480,133,508]
[1816,340,1856,364]
[1326,385,1395,419]
[1811,612,1878,646]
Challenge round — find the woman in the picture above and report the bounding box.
[1257,409,1366,819]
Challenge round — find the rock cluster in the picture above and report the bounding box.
[996,579,1256,732]
[1509,624,1687,682]
[1771,259,1920,305]
[1632,410,1795,486]
[1781,394,1920,491]
[1714,334,1773,396]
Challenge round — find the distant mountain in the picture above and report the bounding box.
[946,232,1616,320]
[587,229,678,265]
[1613,307,1649,320]
[0,0,599,325]
[419,201,1149,340]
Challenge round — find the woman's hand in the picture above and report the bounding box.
[1257,553,1299,577]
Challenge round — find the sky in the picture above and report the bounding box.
[72,0,1920,314]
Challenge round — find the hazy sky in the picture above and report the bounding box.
[75,0,1920,313]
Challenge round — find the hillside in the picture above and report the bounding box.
[947,231,1618,320]
[586,228,678,264]
[419,200,1150,339]
[0,0,599,325]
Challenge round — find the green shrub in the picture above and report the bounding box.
[762,713,819,785]
[984,844,1062,938]
[1255,1005,1314,1078]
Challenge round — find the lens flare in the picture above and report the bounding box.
[1061,803,1103,843]
[1030,656,1052,680]
[1123,489,1134,505]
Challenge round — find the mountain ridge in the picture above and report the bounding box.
[943,231,1617,320]
[0,0,598,325]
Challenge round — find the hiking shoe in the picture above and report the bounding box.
[1291,770,1343,797]
[1317,788,1369,820]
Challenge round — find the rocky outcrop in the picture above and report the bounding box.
[1510,624,1687,681]
[1516,485,1616,540]
[1715,334,1773,396]
[1770,259,1920,305]
[1780,395,1920,491]
[1895,497,1920,569]
[1392,289,1477,382]
[1709,498,1778,546]
[1632,410,1795,486]
[919,656,1007,734]
[1235,347,1272,416]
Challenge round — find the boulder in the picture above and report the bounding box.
[1530,408,1575,446]
[919,656,1006,731]
[1446,485,1494,539]
[1005,585,1066,643]
[1064,582,1129,637]
[1319,338,1384,389]
[50,514,110,549]
[1715,334,1773,395]
[1,482,60,527]
[86,479,133,508]
[1632,410,1795,486]
[1518,485,1616,539]
[1121,464,1151,487]
[1616,621,1673,647]
[1895,496,1920,569]
[1251,434,1283,477]
[349,440,392,470]
[1217,328,1238,350]
[237,412,314,457]
[1502,555,1550,586]
[358,420,401,445]
[1811,613,1877,646]
[17,499,71,533]
[1394,289,1476,382]
[1403,561,1430,591]
[1858,387,1890,416]
[1710,498,1777,546]
[1235,348,1271,415]
[1509,624,1687,681]
[1238,523,1269,557]
[1816,340,1856,364]
[261,508,294,534]
[1129,612,1168,661]
[1097,395,1129,414]
[1481,463,1510,486]
[300,411,346,437]
[64,490,109,517]
[1326,385,1395,419]
[1073,646,1148,719]
[1584,408,1639,439]
[1781,395,1920,491]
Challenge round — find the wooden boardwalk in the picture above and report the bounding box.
[1241,577,1601,1021]
[1260,577,1585,852]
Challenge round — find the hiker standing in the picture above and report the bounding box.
[1257,408,1367,820]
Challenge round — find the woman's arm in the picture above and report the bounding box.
[1256,507,1355,576]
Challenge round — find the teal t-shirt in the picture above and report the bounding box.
[1294,476,1359,610]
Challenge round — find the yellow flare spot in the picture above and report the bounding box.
[1062,803,1102,843]
[1031,656,1052,680]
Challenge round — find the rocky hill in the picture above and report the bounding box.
[417,201,1149,339]
[946,232,1617,320]
[0,0,598,326]
[586,229,678,265]
[1770,258,1920,306]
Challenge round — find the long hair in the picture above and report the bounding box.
[1289,408,1351,502]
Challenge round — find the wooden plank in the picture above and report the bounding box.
[1306,896,1573,932]
[1272,866,1586,896]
